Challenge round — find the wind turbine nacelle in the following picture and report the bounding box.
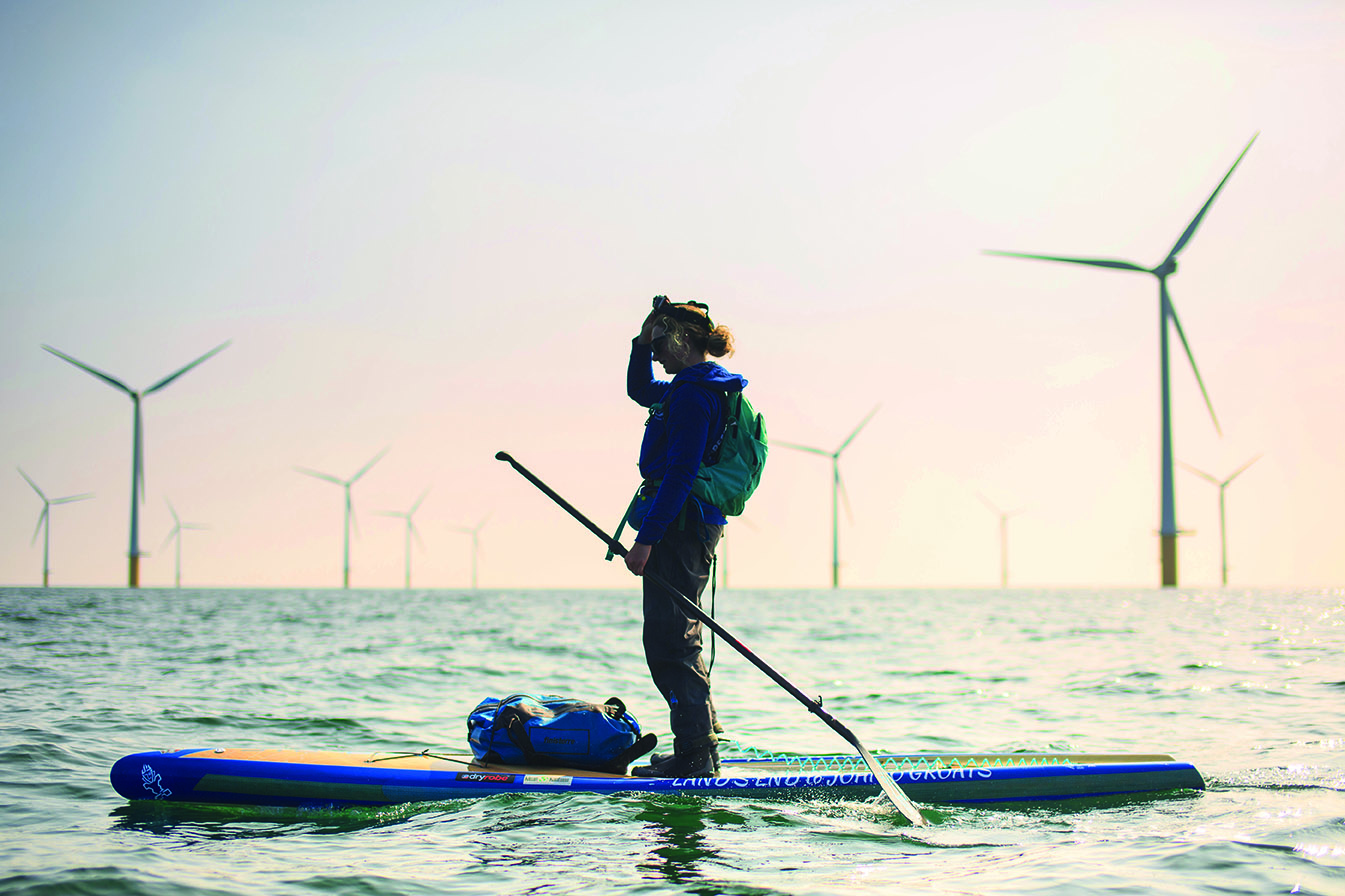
[1153,258,1178,278]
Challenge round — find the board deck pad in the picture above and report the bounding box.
[113,747,1205,810]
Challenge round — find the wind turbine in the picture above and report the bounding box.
[978,494,1023,588]
[776,405,879,588]
[986,135,1257,587]
[1180,455,1260,586]
[42,341,230,587]
[379,488,429,589]
[18,468,93,587]
[161,499,207,589]
[449,515,489,589]
[296,447,389,588]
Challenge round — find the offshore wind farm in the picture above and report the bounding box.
[2,3,1342,591]
[4,10,1343,896]
[987,135,1257,588]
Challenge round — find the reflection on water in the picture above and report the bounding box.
[635,797,718,886]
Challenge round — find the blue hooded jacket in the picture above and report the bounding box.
[627,338,749,545]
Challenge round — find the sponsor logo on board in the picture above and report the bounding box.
[141,764,172,799]
[456,772,514,783]
[522,775,573,786]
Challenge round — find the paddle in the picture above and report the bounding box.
[495,451,927,826]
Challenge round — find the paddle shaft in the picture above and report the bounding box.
[494,450,926,825]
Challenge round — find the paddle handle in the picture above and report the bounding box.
[495,452,630,557]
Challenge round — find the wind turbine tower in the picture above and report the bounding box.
[379,488,430,589]
[297,448,389,588]
[987,135,1256,587]
[42,342,230,587]
[450,516,490,589]
[776,406,879,588]
[1180,455,1260,586]
[979,494,1022,588]
[19,468,93,587]
[161,499,207,589]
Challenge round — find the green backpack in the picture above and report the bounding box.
[693,389,768,517]
[610,387,768,558]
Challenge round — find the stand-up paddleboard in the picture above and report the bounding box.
[112,748,1204,810]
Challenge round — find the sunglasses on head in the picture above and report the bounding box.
[651,295,713,328]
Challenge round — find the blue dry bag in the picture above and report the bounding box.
[467,694,656,774]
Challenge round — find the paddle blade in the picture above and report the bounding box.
[144,341,231,395]
[984,250,1148,273]
[854,741,926,826]
[42,345,135,395]
[1167,134,1258,260]
[1165,283,1221,437]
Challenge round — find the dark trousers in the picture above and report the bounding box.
[642,517,722,744]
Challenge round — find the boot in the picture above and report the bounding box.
[646,748,722,774]
[633,736,719,778]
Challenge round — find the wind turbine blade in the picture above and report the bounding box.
[411,521,426,550]
[1166,134,1258,260]
[159,528,179,552]
[17,467,46,501]
[1225,454,1262,485]
[165,499,181,526]
[410,488,430,514]
[984,250,1148,273]
[476,513,491,532]
[837,405,880,454]
[837,468,854,523]
[32,507,48,546]
[296,467,344,485]
[42,345,135,395]
[137,411,146,503]
[774,440,832,457]
[375,510,405,518]
[144,341,232,395]
[1165,285,1221,437]
[978,493,1001,515]
[52,493,95,505]
[350,446,390,484]
[1178,461,1221,486]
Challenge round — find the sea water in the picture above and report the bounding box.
[1,586,1341,895]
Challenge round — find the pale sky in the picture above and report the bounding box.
[3,0,1342,589]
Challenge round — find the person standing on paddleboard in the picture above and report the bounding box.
[622,296,745,778]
